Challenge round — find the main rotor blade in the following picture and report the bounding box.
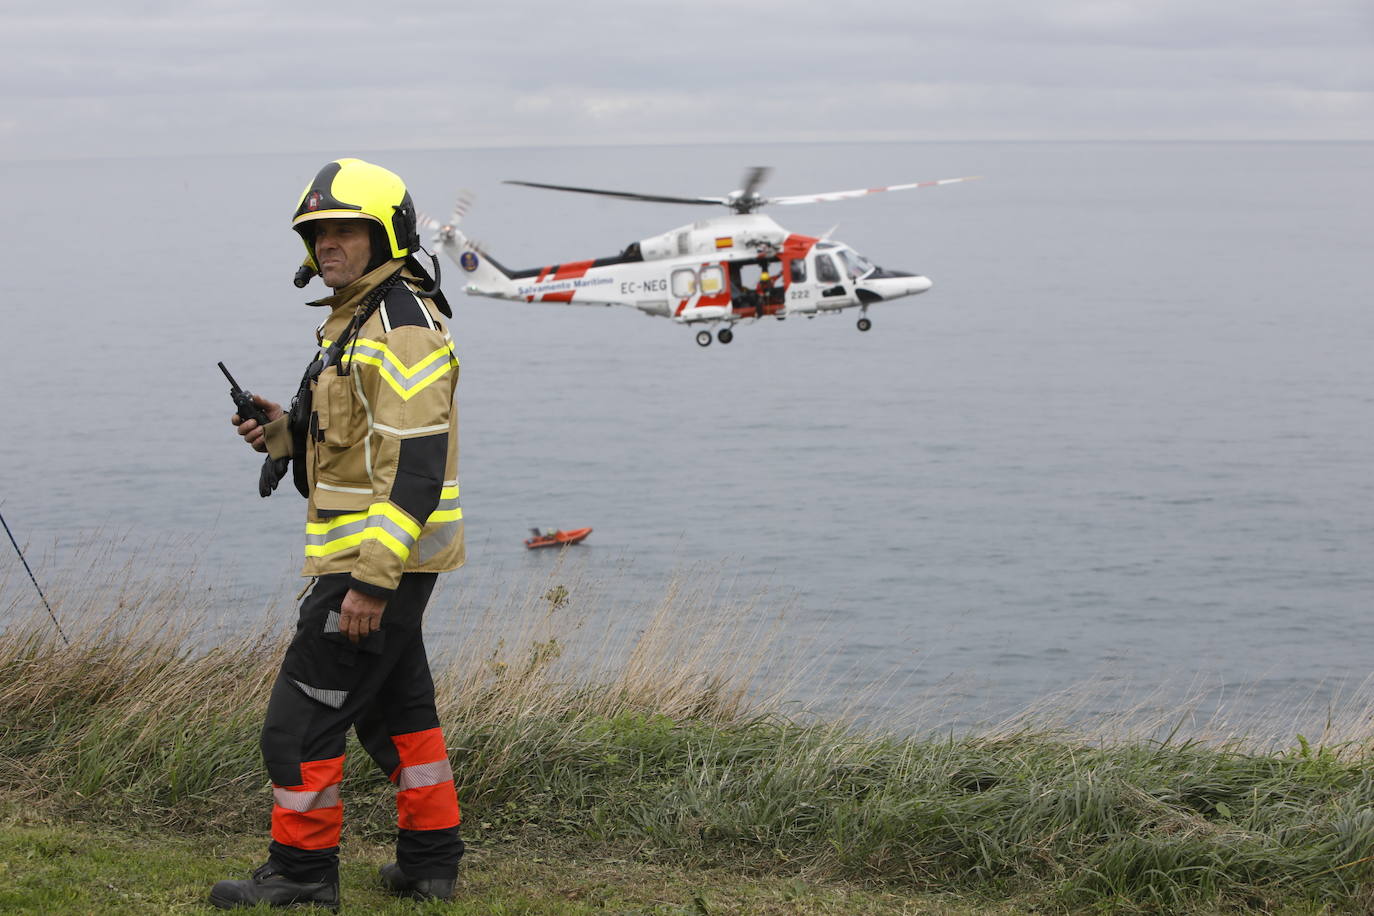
[739,166,771,199]
[504,179,726,207]
[768,175,981,206]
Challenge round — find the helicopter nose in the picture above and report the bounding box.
[858,273,933,301]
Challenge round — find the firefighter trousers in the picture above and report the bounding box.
[260,572,463,882]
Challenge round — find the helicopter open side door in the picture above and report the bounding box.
[726,255,787,319]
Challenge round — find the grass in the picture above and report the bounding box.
[0,811,1036,914]
[2,562,1374,913]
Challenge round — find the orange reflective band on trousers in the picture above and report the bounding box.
[271,755,345,850]
[390,727,461,831]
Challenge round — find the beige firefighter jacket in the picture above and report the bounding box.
[264,260,464,597]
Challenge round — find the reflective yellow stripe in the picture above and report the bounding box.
[304,528,411,560]
[305,511,364,536]
[371,501,422,539]
[340,338,458,401]
[428,485,461,523]
[304,502,421,561]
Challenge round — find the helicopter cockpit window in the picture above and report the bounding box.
[671,269,697,298]
[815,253,840,284]
[700,265,725,295]
[837,250,875,279]
[790,259,806,283]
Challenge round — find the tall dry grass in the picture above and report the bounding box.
[4,559,1374,912]
[0,556,795,831]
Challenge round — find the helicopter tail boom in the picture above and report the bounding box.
[431,225,523,300]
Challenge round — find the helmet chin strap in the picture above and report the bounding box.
[411,245,442,299]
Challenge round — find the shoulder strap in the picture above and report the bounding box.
[330,271,403,375]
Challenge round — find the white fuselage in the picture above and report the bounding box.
[440,213,933,326]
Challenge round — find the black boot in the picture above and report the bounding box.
[209,862,340,910]
[379,862,456,901]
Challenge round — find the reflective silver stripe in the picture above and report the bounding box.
[325,610,341,634]
[305,511,418,554]
[292,679,348,709]
[356,361,375,482]
[316,481,372,495]
[371,513,419,551]
[273,784,341,812]
[384,353,452,393]
[305,516,368,548]
[344,342,386,362]
[397,758,454,791]
[373,422,449,437]
[347,343,454,394]
[416,520,462,564]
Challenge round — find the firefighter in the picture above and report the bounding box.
[212,158,465,909]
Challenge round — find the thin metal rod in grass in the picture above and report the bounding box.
[0,509,68,646]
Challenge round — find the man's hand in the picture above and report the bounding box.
[339,588,387,643]
[231,395,284,453]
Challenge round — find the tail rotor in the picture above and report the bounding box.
[419,189,475,248]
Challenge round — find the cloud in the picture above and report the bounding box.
[1,0,1370,160]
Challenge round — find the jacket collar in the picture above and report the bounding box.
[307,260,406,315]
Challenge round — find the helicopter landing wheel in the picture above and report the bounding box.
[695,330,712,347]
[718,328,733,344]
[857,317,872,332]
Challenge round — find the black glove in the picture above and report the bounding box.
[258,455,291,498]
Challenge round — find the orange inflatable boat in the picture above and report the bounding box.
[524,527,593,549]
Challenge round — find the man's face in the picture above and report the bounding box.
[313,219,373,289]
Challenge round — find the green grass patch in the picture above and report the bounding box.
[0,813,1022,914]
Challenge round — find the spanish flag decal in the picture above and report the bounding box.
[715,237,732,249]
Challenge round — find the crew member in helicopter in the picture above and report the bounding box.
[755,269,775,318]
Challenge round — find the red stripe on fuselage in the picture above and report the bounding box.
[780,234,818,290]
[533,260,595,302]
[782,234,818,262]
[552,260,595,280]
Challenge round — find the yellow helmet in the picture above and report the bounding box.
[291,158,419,272]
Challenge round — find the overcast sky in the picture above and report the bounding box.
[2,0,1370,161]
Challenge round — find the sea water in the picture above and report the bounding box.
[1,141,1370,732]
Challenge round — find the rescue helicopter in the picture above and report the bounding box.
[422,168,977,347]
